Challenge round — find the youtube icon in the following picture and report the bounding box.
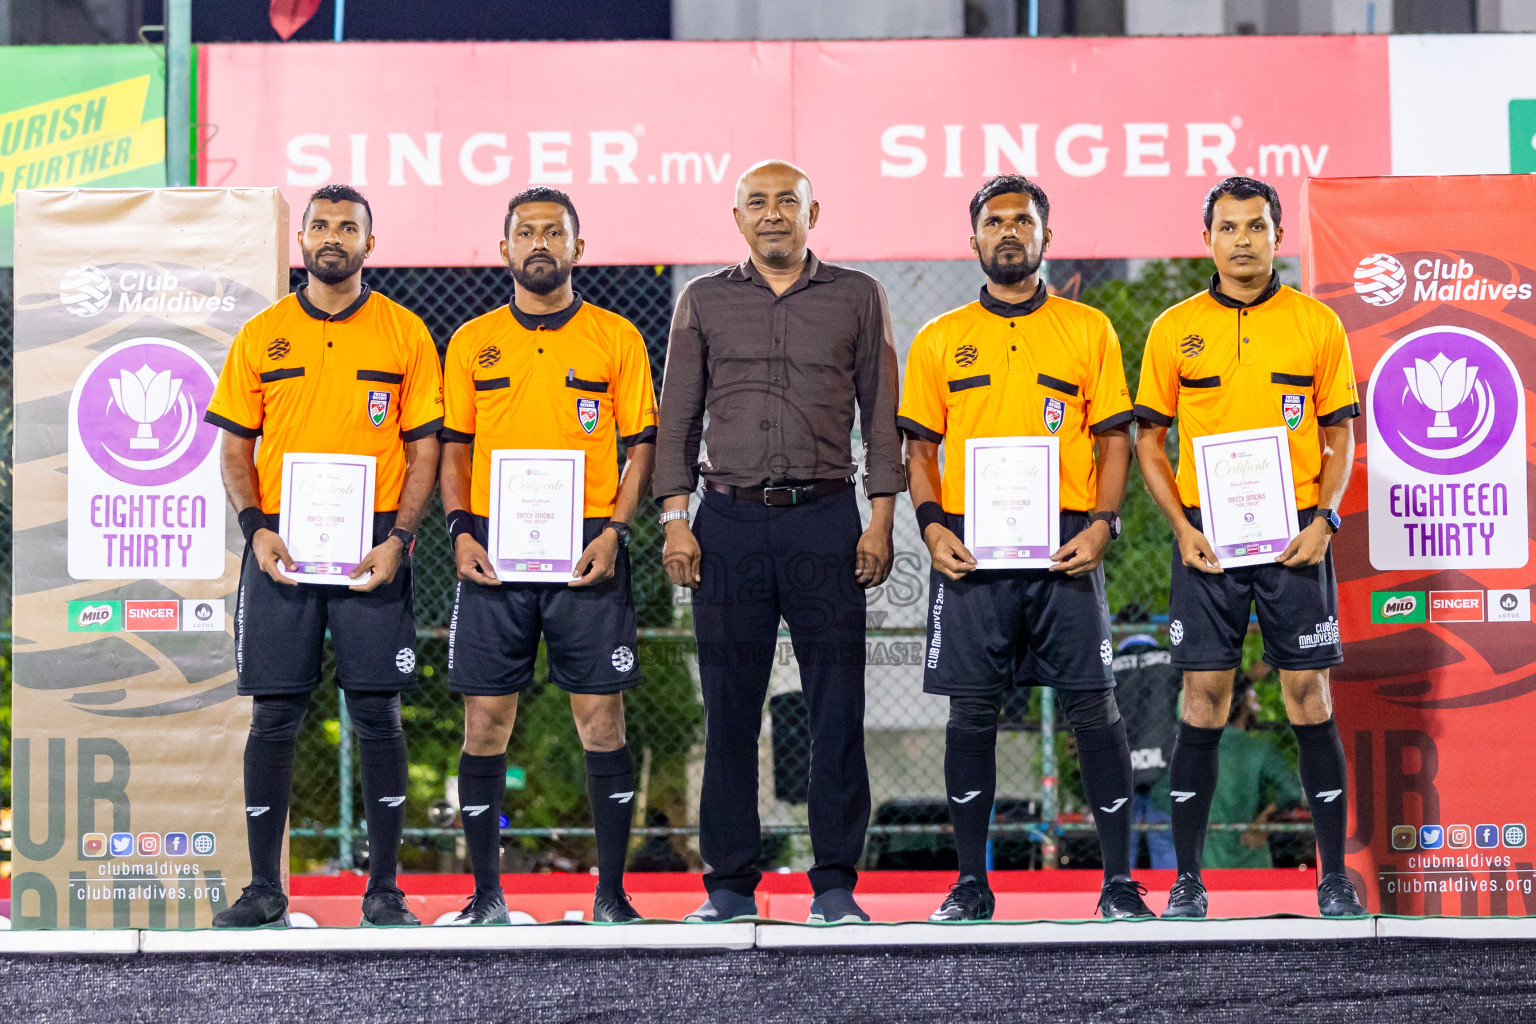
[1428,591,1484,623]
[124,600,179,631]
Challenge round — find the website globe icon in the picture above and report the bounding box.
[59,265,113,317]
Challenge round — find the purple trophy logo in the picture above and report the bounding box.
[1371,326,1519,476]
[76,339,218,486]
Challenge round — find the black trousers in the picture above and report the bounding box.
[692,487,870,897]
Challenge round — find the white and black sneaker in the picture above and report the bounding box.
[1097,875,1154,919]
[928,876,996,921]
[1161,872,1209,919]
[807,888,869,924]
[440,890,511,926]
[593,888,642,923]
[683,889,758,922]
[1317,873,1366,917]
[212,883,289,928]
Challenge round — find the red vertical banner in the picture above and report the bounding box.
[1301,176,1536,915]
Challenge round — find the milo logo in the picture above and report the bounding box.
[68,600,122,632]
[1371,591,1426,624]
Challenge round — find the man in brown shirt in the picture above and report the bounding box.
[655,160,904,924]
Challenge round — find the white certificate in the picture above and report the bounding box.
[278,453,377,586]
[963,436,1061,570]
[487,449,585,583]
[1192,425,1300,569]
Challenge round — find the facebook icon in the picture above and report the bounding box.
[1476,824,1501,849]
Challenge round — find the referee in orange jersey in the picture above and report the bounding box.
[204,184,443,928]
[899,175,1150,921]
[1134,176,1363,919]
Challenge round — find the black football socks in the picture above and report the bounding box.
[586,746,638,895]
[1293,718,1349,876]
[1075,718,1135,879]
[944,724,998,881]
[458,751,508,894]
[1168,721,1224,876]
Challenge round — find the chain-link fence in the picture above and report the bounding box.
[0,256,1315,879]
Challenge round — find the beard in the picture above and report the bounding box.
[979,244,1041,287]
[509,255,572,295]
[302,244,365,286]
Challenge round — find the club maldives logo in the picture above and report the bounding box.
[1353,253,1407,307]
[1371,326,1519,476]
[59,265,114,316]
[74,338,219,487]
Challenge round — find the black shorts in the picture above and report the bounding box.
[448,517,641,697]
[923,511,1114,696]
[235,512,418,696]
[1169,506,1342,672]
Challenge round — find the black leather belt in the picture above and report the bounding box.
[704,478,852,507]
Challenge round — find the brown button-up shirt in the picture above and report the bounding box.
[653,253,906,499]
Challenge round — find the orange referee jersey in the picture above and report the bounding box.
[1133,274,1360,510]
[442,297,658,519]
[897,286,1133,515]
[205,286,445,514]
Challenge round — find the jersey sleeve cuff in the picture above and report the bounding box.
[203,409,261,439]
[896,415,943,444]
[1318,403,1362,427]
[402,417,445,442]
[1132,404,1174,427]
[1089,409,1134,434]
[439,426,474,445]
[621,425,658,447]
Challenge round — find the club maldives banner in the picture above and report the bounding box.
[198,37,1390,266]
[0,46,167,267]
[10,188,287,928]
[1301,176,1536,916]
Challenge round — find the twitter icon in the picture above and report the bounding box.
[109,832,134,857]
[1419,825,1444,850]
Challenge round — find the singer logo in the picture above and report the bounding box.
[125,600,180,631]
[1428,591,1484,623]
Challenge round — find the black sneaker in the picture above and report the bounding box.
[593,888,642,923]
[683,889,759,922]
[439,890,511,926]
[1097,875,1154,919]
[1162,872,1209,919]
[1317,872,1366,917]
[928,876,996,922]
[807,888,869,924]
[360,884,421,926]
[212,883,289,928]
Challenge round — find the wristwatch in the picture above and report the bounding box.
[605,521,632,547]
[1317,508,1342,534]
[388,527,416,555]
[657,509,689,527]
[1089,511,1122,540]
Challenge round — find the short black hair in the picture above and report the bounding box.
[304,184,371,232]
[504,187,580,238]
[1202,176,1281,230]
[969,174,1050,231]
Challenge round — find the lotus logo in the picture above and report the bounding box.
[110,365,184,450]
[1382,596,1418,617]
[1354,253,1407,306]
[1403,352,1481,441]
[59,264,113,316]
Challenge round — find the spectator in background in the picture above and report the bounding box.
[1110,610,1179,870]
[1152,676,1302,869]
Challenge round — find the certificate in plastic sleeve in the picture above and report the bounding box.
[487,449,585,583]
[1192,425,1299,569]
[963,436,1061,570]
[278,453,377,585]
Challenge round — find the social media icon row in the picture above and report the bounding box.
[81,832,216,858]
[1390,823,1526,850]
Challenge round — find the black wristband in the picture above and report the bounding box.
[446,508,475,542]
[915,501,946,537]
[238,506,268,546]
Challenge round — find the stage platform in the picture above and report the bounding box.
[1,916,1534,1022]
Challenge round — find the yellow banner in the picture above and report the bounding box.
[0,76,164,206]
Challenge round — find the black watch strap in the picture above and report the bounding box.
[605,521,631,547]
[388,527,416,555]
[1089,510,1121,539]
